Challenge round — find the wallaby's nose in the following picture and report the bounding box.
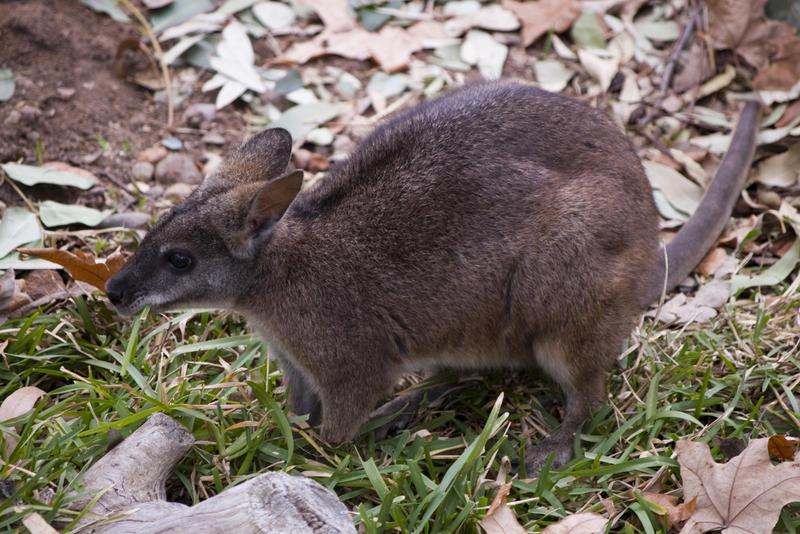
[105,281,123,305]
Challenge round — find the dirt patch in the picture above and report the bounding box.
[0,0,244,206]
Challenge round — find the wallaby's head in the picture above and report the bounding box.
[106,128,303,315]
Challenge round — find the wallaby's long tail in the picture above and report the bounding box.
[645,101,761,305]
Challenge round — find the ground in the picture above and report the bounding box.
[1,1,800,532]
[0,0,243,208]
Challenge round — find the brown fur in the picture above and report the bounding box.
[106,83,759,472]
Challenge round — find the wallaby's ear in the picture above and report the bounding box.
[242,169,303,242]
[206,128,293,189]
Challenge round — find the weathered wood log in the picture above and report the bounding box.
[69,413,355,534]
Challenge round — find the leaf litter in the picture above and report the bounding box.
[3,0,800,532]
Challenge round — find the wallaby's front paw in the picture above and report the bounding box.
[320,419,360,445]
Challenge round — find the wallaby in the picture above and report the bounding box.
[106,82,759,473]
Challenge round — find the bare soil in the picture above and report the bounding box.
[0,0,244,206]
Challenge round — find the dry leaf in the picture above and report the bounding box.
[540,513,608,534]
[696,248,729,277]
[294,0,354,32]
[21,269,66,301]
[775,100,800,128]
[0,269,32,322]
[281,20,445,73]
[751,142,800,188]
[18,508,59,534]
[502,0,580,47]
[718,215,759,248]
[752,35,800,96]
[677,438,800,534]
[16,248,125,292]
[1,386,46,458]
[480,482,526,534]
[641,492,696,530]
[599,496,616,518]
[706,0,793,70]
[370,25,425,73]
[767,435,800,461]
[41,161,98,185]
[673,42,714,93]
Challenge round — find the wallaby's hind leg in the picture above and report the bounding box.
[524,336,616,475]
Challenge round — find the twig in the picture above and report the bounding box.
[118,0,174,128]
[639,0,703,126]
[96,168,142,198]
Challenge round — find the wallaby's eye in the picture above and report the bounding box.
[165,250,194,273]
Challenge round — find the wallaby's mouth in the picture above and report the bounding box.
[105,279,162,317]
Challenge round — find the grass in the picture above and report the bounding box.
[1,283,799,532]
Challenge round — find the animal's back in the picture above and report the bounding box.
[271,83,661,369]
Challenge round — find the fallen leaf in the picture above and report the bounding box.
[706,0,793,70]
[634,19,680,42]
[269,101,348,140]
[1,162,95,189]
[775,100,800,127]
[502,0,581,47]
[577,48,619,92]
[150,0,214,33]
[540,513,608,534]
[571,12,606,49]
[143,0,174,8]
[38,201,113,228]
[533,59,575,93]
[641,492,696,530]
[460,30,508,80]
[252,1,296,31]
[0,207,40,258]
[480,482,526,534]
[294,0,354,32]
[678,438,800,533]
[752,33,800,102]
[751,142,800,188]
[673,42,714,93]
[731,236,800,294]
[80,0,131,23]
[696,248,729,277]
[370,25,425,73]
[767,435,800,461]
[0,68,15,102]
[1,386,46,458]
[685,64,737,104]
[20,269,66,301]
[652,279,730,324]
[644,161,704,216]
[444,4,519,37]
[599,496,616,518]
[0,269,32,324]
[280,20,445,73]
[41,162,99,184]
[210,21,267,93]
[16,248,125,292]
[20,510,59,534]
